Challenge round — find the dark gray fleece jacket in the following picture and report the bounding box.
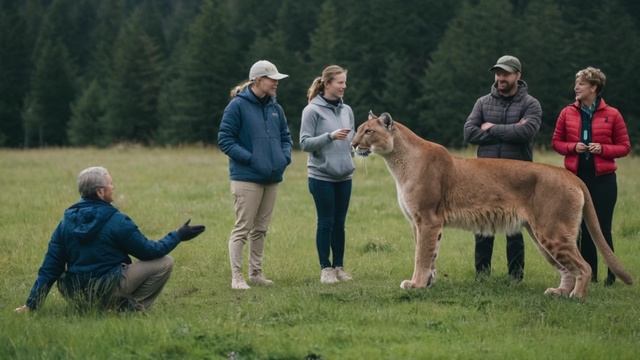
[463,80,542,161]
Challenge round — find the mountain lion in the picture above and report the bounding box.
[351,112,632,299]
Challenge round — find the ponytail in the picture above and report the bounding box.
[229,80,253,98]
[306,77,324,103]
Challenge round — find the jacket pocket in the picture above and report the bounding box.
[250,137,272,177]
[323,152,355,178]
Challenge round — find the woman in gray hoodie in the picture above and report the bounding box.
[300,65,355,284]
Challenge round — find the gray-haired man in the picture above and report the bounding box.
[15,166,205,313]
[463,55,542,282]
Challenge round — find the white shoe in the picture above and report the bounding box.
[335,267,352,281]
[249,273,274,286]
[320,268,339,284]
[231,275,250,290]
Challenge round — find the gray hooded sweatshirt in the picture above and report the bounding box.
[300,95,355,182]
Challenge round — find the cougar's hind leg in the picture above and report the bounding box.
[534,224,591,299]
[401,219,443,290]
[525,224,574,297]
[565,246,591,299]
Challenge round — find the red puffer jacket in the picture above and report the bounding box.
[552,98,630,176]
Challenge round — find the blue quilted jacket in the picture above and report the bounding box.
[217,87,292,184]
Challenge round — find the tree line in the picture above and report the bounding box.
[1,0,639,149]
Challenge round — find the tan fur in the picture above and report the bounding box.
[352,112,632,299]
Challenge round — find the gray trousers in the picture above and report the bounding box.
[228,181,278,278]
[112,256,174,310]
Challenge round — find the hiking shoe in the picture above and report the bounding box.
[249,273,274,286]
[335,267,352,281]
[231,275,250,290]
[320,267,339,284]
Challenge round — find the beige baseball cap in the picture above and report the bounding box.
[249,60,289,80]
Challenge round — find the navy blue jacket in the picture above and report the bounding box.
[26,199,181,309]
[217,87,292,184]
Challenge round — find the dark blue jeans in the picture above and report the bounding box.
[578,171,617,283]
[308,178,352,269]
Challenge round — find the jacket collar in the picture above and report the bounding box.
[310,94,343,109]
[572,97,607,111]
[237,86,276,106]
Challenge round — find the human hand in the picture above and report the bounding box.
[575,142,589,153]
[588,142,602,154]
[177,219,206,241]
[480,122,494,131]
[15,305,30,313]
[330,128,351,140]
[517,118,528,125]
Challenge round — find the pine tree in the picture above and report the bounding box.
[0,3,30,146]
[307,0,341,71]
[101,5,165,145]
[157,0,237,145]
[31,0,96,77]
[376,52,413,124]
[67,79,105,146]
[85,0,127,85]
[22,38,76,147]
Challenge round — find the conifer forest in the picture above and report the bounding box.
[1,0,639,149]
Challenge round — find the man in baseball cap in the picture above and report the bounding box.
[463,54,542,283]
[249,60,289,81]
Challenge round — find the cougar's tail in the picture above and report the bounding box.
[580,181,633,285]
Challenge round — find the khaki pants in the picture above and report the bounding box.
[229,181,278,278]
[112,256,174,310]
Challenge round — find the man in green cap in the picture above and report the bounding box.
[463,55,542,282]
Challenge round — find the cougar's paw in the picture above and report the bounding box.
[569,289,586,300]
[427,270,437,287]
[544,287,570,297]
[400,280,414,289]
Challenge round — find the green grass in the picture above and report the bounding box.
[1,147,639,359]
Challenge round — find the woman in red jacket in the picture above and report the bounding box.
[552,66,631,286]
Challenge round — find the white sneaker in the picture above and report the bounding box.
[249,273,274,286]
[320,268,339,284]
[335,267,352,281]
[231,275,250,290]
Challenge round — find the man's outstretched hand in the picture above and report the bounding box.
[177,219,206,241]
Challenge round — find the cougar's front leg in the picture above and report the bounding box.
[401,220,443,289]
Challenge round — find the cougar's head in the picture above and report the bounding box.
[351,111,395,157]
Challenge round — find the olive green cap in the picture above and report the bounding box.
[490,55,521,73]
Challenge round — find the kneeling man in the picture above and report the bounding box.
[15,166,205,313]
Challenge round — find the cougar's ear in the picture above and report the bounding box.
[379,112,394,130]
[368,110,376,120]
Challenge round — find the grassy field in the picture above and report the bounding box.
[1,147,639,359]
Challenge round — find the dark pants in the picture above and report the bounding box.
[308,178,352,269]
[475,233,525,280]
[577,171,617,283]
